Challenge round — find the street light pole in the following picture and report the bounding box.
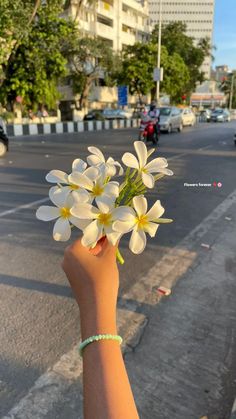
[156,0,162,105]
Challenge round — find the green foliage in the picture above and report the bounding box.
[69,36,117,108]
[0,0,77,109]
[151,21,212,94]
[117,43,157,99]
[116,42,190,102]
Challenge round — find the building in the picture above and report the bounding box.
[66,0,150,51]
[214,65,230,83]
[190,80,226,108]
[148,0,215,78]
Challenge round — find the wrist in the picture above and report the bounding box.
[79,304,117,341]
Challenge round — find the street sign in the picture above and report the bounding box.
[153,67,163,82]
[118,86,128,106]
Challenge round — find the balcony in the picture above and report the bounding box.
[96,22,114,40]
[97,1,114,19]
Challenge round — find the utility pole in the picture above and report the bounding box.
[156,0,163,105]
[229,73,235,111]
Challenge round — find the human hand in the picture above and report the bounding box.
[62,237,119,315]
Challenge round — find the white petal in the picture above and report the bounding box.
[81,220,103,247]
[158,168,174,176]
[87,155,102,167]
[113,220,136,233]
[83,166,100,181]
[72,158,87,172]
[112,206,136,221]
[129,229,146,254]
[71,203,99,219]
[69,216,91,230]
[104,182,119,198]
[145,157,168,173]
[53,218,71,241]
[133,195,147,216]
[134,141,147,168]
[147,148,155,158]
[146,200,165,220]
[141,172,155,188]
[105,226,122,245]
[87,146,105,162]
[49,186,68,208]
[71,189,91,204]
[144,222,159,237]
[122,152,139,169]
[105,164,116,178]
[46,170,68,184]
[68,172,93,191]
[36,206,60,221]
[96,196,114,213]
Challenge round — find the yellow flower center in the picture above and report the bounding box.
[136,214,148,229]
[98,212,112,226]
[60,207,71,219]
[69,183,79,190]
[141,167,147,173]
[92,184,104,196]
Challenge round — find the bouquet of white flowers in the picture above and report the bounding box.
[36,141,173,263]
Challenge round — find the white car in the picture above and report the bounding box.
[180,108,196,127]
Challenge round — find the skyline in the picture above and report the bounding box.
[213,0,236,69]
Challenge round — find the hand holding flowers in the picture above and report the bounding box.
[36,141,173,260]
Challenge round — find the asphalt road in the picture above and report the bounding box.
[0,121,236,416]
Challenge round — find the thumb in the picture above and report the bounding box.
[98,237,118,260]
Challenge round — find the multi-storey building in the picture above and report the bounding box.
[148,0,215,77]
[66,0,150,51]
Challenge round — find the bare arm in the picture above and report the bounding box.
[62,238,139,419]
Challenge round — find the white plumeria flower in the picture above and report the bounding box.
[113,195,167,254]
[68,168,119,207]
[87,146,123,177]
[36,187,90,241]
[46,159,98,202]
[122,141,173,188]
[71,198,127,247]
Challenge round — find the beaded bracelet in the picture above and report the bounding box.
[79,334,123,356]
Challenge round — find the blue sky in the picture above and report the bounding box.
[213,0,236,69]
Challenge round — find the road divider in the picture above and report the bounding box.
[6,119,140,137]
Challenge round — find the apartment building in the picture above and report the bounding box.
[67,0,150,51]
[148,0,215,77]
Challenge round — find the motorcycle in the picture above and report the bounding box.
[139,116,159,145]
[0,126,9,157]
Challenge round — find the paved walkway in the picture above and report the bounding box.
[3,196,236,419]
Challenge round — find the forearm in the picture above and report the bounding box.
[80,308,140,419]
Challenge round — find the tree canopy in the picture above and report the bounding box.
[0,0,77,110]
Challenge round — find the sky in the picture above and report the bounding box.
[213,0,236,69]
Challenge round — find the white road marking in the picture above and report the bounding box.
[0,197,49,218]
[3,186,236,418]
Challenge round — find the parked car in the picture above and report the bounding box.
[158,107,183,133]
[83,110,104,121]
[180,108,196,126]
[102,108,133,120]
[211,109,231,122]
[0,126,9,157]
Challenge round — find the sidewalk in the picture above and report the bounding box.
[4,193,236,419]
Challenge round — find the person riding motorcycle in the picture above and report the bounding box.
[148,103,160,141]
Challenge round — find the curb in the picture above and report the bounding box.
[6,118,140,137]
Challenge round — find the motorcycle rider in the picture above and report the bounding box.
[148,102,160,141]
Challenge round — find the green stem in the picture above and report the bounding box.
[116,248,125,265]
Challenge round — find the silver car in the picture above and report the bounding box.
[158,107,183,133]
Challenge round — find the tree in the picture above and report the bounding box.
[220,72,236,109]
[151,21,212,95]
[116,42,189,103]
[69,36,116,109]
[0,0,77,110]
